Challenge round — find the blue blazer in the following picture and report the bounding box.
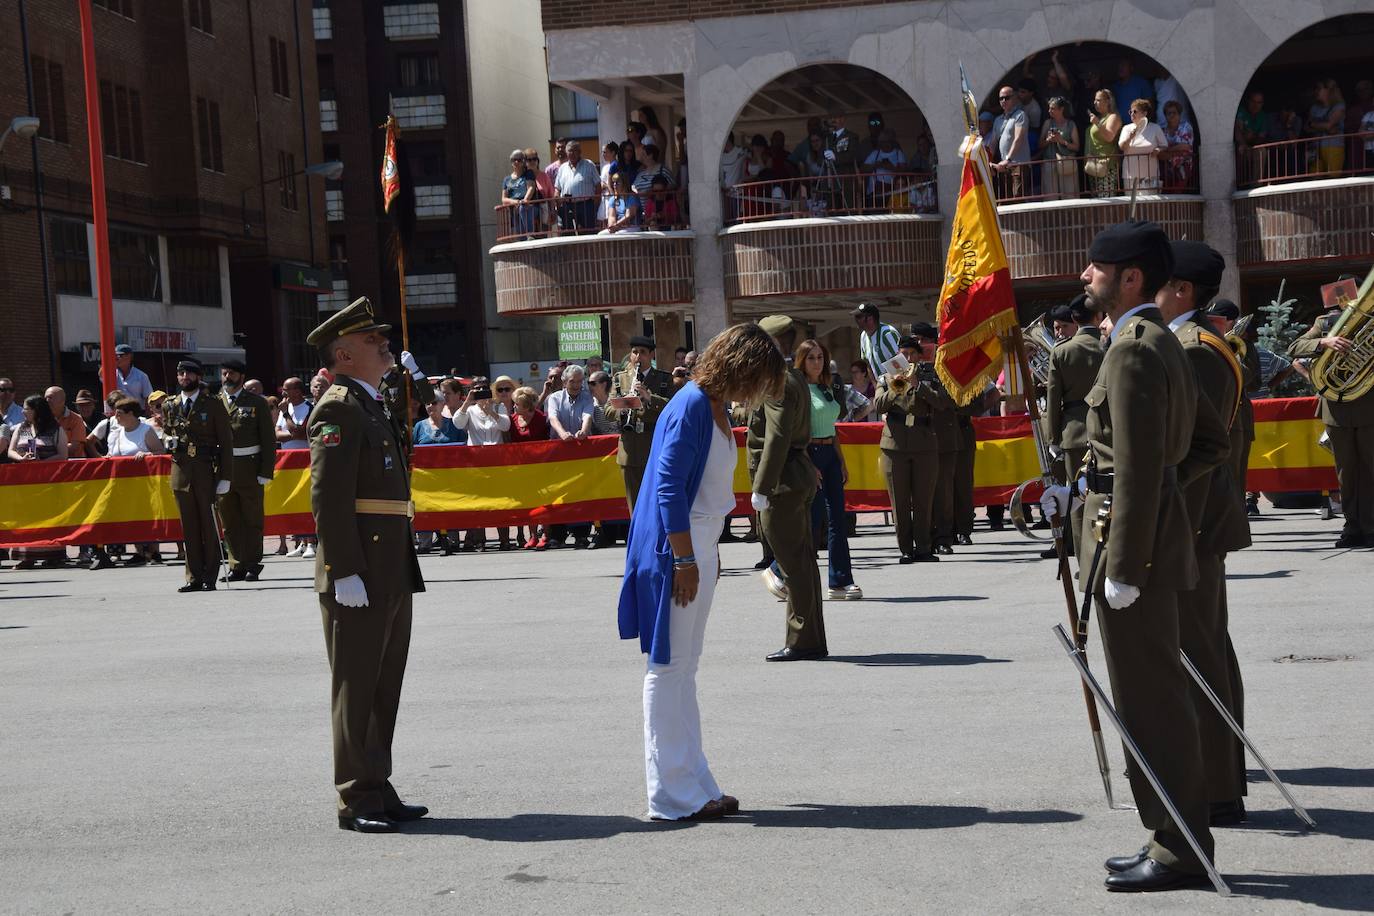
[617,381,717,664]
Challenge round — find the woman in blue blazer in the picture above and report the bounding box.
[618,323,785,821]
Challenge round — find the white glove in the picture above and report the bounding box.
[1039,484,1078,520]
[750,492,770,512]
[215,479,231,496]
[400,350,423,380]
[823,149,836,162]
[333,574,369,608]
[256,476,271,486]
[1048,444,1064,460]
[1104,577,1140,610]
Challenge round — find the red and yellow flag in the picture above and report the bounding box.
[934,150,1019,404]
[380,115,400,213]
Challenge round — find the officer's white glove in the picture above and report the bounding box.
[1039,484,1079,520]
[1104,577,1140,610]
[750,492,770,512]
[333,574,369,608]
[400,350,424,380]
[1048,444,1064,460]
[256,476,271,486]
[215,479,231,496]
[823,149,836,162]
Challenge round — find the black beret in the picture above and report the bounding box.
[897,335,921,350]
[1087,220,1173,273]
[1169,240,1225,287]
[221,357,247,374]
[176,358,203,375]
[1206,299,1240,320]
[628,335,656,350]
[1047,304,1074,323]
[1067,292,1097,322]
[910,321,939,340]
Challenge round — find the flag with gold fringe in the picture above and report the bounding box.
[934,67,1020,405]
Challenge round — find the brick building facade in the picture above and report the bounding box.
[0,0,326,399]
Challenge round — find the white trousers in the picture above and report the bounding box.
[643,515,723,820]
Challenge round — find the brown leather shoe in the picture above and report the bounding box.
[685,798,726,821]
[718,795,740,815]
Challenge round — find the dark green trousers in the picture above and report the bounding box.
[1179,553,1246,802]
[953,446,975,537]
[217,479,264,572]
[931,450,956,546]
[762,489,825,651]
[321,593,413,816]
[1096,584,1215,872]
[622,464,646,516]
[172,460,220,585]
[880,449,935,556]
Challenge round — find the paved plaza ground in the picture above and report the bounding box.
[3,507,1371,914]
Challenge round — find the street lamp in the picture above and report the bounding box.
[240,159,344,235]
[0,116,40,154]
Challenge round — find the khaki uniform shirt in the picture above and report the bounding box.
[872,376,947,453]
[163,387,233,491]
[746,368,814,497]
[1046,326,1104,451]
[1288,309,1374,426]
[613,364,674,467]
[220,389,277,483]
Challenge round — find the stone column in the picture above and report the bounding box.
[596,87,628,157]
[1199,140,1241,306]
[684,68,730,342]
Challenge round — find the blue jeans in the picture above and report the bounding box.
[807,441,853,588]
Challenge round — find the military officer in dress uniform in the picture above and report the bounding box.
[163,358,233,593]
[307,297,427,834]
[1288,274,1374,548]
[914,323,958,555]
[613,334,675,514]
[216,358,276,582]
[382,350,436,450]
[1044,222,1230,892]
[1159,241,1253,826]
[749,315,826,661]
[873,334,945,563]
[1045,294,1105,559]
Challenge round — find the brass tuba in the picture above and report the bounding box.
[1311,268,1374,403]
[1023,313,1058,390]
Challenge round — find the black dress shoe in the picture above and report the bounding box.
[245,566,262,582]
[1209,799,1247,826]
[913,552,939,562]
[898,554,916,565]
[1104,857,1209,892]
[226,568,249,582]
[177,581,203,593]
[1104,845,1149,873]
[122,553,147,567]
[935,544,953,555]
[753,557,773,570]
[1040,546,1060,560]
[89,555,115,571]
[1334,532,1366,548]
[338,813,399,834]
[202,580,217,591]
[765,646,828,662]
[386,802,429,822]
[955,533,972,546]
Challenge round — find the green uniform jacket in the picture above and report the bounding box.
[873,377,946,452]
[1081,308,1230,591]
[928,369,960,454]
[613,364,674,467]
[309,377,424,600]
[955,397,980,451]
[747,368,814,497]
[163,388,233,491]
[1288,309,1374,426]
[1239,335,1259,444]
[1046,326,1104,451]
[1173,313,1250,555]
[220,389,277,483]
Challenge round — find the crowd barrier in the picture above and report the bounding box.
[0,398,1336,548]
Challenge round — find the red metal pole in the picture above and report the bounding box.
[78,0,117,395]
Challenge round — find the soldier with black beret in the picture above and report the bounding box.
[912,323,959,554]
[217,357,277,581]
[613,334,675,514]
[163,357,233,592]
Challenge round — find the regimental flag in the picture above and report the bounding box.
[933,151,1019,404]
[380,114,401,213]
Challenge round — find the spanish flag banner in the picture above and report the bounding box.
[0,400,1337,548]
[933,146,1019,405]
[380,114,401,214]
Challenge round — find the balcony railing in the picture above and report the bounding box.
[723,172,937,226]
[991,152,1198,205]
[494,190,687,243]
[1236,132,1374,189]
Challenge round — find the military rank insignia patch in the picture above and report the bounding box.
[319,424,342,447]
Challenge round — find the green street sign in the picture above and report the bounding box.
[557,314,602,360]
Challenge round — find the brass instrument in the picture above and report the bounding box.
[1023,314,1058,390]
[886,363,918,394]
[1311,267,1374,403]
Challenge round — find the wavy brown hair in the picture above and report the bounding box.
[793,338,832,387]
[692,322,786,406]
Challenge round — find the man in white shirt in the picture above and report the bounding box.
[553,140,601,232]
[852,302,902,392]
[110,344,153,410]
[0,377,22,427]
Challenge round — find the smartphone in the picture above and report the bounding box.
[470,386,493,400]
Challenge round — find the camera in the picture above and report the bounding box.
[470,385,493,400]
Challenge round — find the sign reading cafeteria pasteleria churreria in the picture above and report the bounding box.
[0,399,1336,548]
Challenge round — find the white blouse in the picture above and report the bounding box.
[453,403,511,446]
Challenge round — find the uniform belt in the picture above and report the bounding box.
[1085,464,1177,494]
[355,498,415,519]
[232,445,261,457]
[898,415,931,426]
[809,436,835,445]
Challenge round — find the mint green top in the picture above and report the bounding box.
[809,383,841,438]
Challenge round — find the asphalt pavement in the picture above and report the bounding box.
[2,507,1371,914]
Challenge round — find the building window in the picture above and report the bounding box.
[407,140,445,179]
[285,291,320,379]
[412,231,454,269]
[50,219,91,296]
[550,86,598,142]
[328,234,347,275]
[396,53,441,91]
[188,0,213,34]
[167,238,222,307]
[196,97,223,172]
[278,151,298,210]
[93,0,135,19]
[29,57,69,143]
[269,36,292,98]
[98,79,146,163]
[108,228,160,301]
